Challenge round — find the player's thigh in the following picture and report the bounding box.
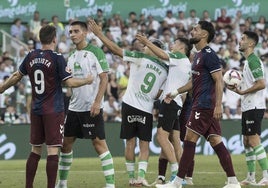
[137,112,153,142]
[158,100,181,132]
[242,109,264,136]
[30,113,44,145]
[120,102,139,139]
[43,112,65,146]
[64,110,83,138]
[187,109,221,139]
[76,110,105,139]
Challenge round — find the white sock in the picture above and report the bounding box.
[228,176,239,184]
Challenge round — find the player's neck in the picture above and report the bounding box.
[41,44,55,51]
[194,41,207,51]
[243,48,254,59]
[76,40,88,50]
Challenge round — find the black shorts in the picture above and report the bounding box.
[120,102,153,141]
[157,100,182,132]
[64,110,105,139]
[242,109,264,136]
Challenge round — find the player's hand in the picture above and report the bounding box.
[135,33,149,45]
[87,19,102,36]
[90,101,101,117]
[86,74,94,84]
[166,89,179,99]
[213,105,223,120]
[226,84,243,95]
[164,97,172,104]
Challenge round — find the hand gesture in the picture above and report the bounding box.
[135,33,149,45]
[87,19,102,36]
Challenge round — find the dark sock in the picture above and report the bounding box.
[26,152,41,188]
[158,158,168,177]
[46,155,59,188]
[187,159,195,177]
[177,141,196,179]
[213,142,235,177]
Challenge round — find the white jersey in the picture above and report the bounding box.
[122,50,168,114]
[68,44,109,112]
[161,52,191,107]
[241,53,266,112]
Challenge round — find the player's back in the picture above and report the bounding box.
[19,49,72,115]
[122,50,168,114]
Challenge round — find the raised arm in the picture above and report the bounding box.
[0,71,23,93]
[135,33,169,61]
[88,19,123,58]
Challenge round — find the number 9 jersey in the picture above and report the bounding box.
[122,50,168,114]
[19,49,72,115]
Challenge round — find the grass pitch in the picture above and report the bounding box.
[0,154,263,188]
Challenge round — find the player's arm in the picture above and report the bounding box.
[229,79,265,95]
[155,89,163,100]
[64,74,94,88]
[211,70,223,120]
[166,79,193,99]
[90,72,108,117]
[136,33,169,61]
[88,19,123,58]
[0,71,23,93]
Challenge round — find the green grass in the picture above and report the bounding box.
[0,155,264,188]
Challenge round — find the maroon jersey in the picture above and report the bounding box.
[19,49,72,115]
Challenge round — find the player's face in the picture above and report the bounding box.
[238,34,248,52]
[171,40,184,53]
[69,25,87,45]
[189,24,203,44]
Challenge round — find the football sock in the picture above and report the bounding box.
[99,151,115,187]
[26,152,41,188]
[187,159,195,178]
[227,176,239,184]
[126,160,135,179]
[158,158,168,180]
[254,145,268,177]
[170,162,178,176]
[58,151,73,185]
[46,155,59,188]
[213,142,235,177]
[245,147,256,177]
[177,140,196,179]
[138,161,148,178]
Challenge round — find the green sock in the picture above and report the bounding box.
[99,151,115,186]
[254,145,268,170]
[126,160,135,179]
[58,151,73,182]
[138,161,148,178]
[245,147,256,173]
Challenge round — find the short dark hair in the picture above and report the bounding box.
[70,21,88,31]
[198,21,215,43]
[39,25,56,45]
[243,31,259,46]
[176,37,193,58]
[151,39,165,50]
